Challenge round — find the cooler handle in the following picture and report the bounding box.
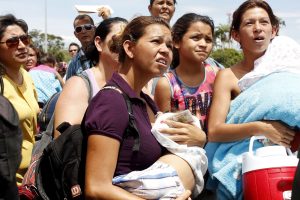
[248,135,266,155]
[248,136,294,156]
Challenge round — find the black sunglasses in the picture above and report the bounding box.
[0,34,30,48]
[74,24,94,33]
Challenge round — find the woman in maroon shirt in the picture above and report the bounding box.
[84,16,196,199]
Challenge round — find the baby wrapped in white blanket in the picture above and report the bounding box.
[113,110,208,199]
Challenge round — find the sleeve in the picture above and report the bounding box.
[65,57,76,80]
[84,89,129,142]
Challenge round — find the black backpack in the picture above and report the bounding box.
[0,76,22,200]
[35,84,140,200]
[37,92,60,133]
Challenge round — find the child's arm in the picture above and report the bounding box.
[154,76,172,113]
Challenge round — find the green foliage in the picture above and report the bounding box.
[211,48,243,68]
[214,24,230,43]
[29,29,67,62]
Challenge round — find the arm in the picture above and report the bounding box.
[154,77,206,147]
[85,137,193,200]
[154,76,171,112]
[85,135,145,200]
[208,69,295,146]
[54,76,89,138]
[54,71,65,88]
[97,6,111,20]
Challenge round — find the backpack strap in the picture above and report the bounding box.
[78,71,93,102]
[0,76,3,95]
[100,85,140,152]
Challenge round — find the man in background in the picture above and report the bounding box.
[65,8,111,80]
[68,42,80,58]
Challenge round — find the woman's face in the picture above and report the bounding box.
[131,24,173,77]
[176,21,214,65]
[233,7,276,58]
[97,22,126,70]
[0,25,28,69]
[148,0,175,23]
[25,47,38,70]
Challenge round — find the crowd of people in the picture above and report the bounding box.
[0,0,299,199]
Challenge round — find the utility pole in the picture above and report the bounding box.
[227,12,232,48]
[44,0,48,53]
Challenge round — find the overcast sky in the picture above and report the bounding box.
[1,0,300,47]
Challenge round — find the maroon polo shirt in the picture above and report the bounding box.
[84,72,164,176]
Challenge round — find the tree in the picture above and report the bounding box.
[211,48,243,68]
[214,24,230,49]
[29,29,67,62]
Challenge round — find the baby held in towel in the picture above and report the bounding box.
[112,110,208,200]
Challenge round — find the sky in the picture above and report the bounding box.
[1,0,300,49]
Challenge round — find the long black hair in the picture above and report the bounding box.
[85,17,128,66]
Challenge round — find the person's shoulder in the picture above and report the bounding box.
[64,76,87,92]
[216,67,236,80]
[68,53,81,65]
[214,65,241,93]
[205,57,225,69]
[91,86,126,106]
[156,75,171,90]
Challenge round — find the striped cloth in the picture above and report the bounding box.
[113,161,185,200]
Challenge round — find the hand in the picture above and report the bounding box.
[54,71,59,79]
[260,121,295,147]
[159,120,206,147]
[175,190,192,200]
[97,7,111,19]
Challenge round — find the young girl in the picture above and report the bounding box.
[205,1,297,199]
[155,13,220,135]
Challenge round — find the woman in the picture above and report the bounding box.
[84,16,193,199]
[54,17,128,138]
[25,44,41,71]
[0,14,39,185]
[205,1,296,199]
[148,0,176,23]
[208,1,294,149]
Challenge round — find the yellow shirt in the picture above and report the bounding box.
[3,68,39,185]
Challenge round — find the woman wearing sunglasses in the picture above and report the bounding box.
[0,14,39,185]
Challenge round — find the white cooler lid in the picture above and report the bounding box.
[242,152,298,174]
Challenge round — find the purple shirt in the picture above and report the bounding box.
[84,73,164,176]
